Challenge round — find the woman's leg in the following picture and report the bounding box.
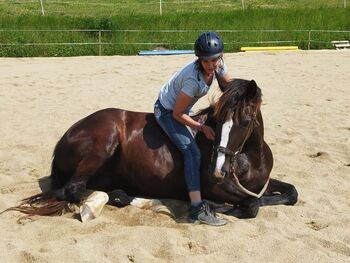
[189,191,201,205]
[154,101,227,226]
[154,103,202,199]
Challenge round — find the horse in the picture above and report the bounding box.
[5,78,298,219]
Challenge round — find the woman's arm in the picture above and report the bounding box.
[173,91,215,140]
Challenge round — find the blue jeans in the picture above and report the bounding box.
[154,99,201,192]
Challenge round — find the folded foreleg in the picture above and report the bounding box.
[259,178,298,206]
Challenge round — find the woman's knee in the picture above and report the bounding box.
[188,142,201,160]
[181,143,201,161]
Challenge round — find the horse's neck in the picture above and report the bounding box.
[255,110,264,144]
[245,113,265,152]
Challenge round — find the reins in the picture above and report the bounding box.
[213,111,269,198]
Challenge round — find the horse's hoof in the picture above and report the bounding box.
[107,189,133,207]
[285,187,298,205]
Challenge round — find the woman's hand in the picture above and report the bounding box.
[173,92,215,141]
[201,125,215,140]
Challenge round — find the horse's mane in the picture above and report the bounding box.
[197,78,262,124]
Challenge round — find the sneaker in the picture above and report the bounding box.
[187,201,227,226]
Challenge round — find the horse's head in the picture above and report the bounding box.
[211,78,262,179]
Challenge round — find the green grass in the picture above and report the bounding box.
[0,0,347,16]
[0,1,349,56]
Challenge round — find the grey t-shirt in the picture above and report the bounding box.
[158,60,227,112]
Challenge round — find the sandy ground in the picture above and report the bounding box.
[0,50,349,262]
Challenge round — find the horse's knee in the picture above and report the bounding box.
[64,180,87,202]
[52,188,66,201]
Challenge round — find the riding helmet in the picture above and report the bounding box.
[194,32,224,59]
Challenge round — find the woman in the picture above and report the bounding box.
[154,32,231,226]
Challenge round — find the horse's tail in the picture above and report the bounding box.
[1,142,72,217]
[1,192,69,216]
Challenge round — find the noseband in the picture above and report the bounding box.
[213,111,269,198]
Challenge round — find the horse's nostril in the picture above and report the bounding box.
[221,170,227,178]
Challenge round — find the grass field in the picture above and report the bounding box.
[0,0,349,56]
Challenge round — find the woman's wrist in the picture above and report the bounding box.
[197,123,204,132]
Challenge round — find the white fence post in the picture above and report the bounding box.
[308,31,311,50]
[98,30,102,56]
[39,0,45,16]
[160,0,162,15]
[242,0,245,10]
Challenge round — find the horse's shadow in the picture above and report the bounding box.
[37,177,255,223]
[38,176,51,192]
[107,189,254,223]
[35,177,185,222]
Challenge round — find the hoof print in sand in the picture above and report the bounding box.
[307,151,328,158]
[306,220,329,231]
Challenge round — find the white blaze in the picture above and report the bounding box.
[215,119,233,175]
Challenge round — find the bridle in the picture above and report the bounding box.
[215,111,256,175]
[212,110,269,198]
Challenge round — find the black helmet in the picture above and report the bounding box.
[194,32,224,59]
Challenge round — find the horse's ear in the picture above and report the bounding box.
[246,80,258,99]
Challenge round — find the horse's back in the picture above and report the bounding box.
[53,108,127,164]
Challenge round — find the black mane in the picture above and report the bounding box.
[214,78,262,123]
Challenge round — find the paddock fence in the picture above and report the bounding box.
[0,29,349,57]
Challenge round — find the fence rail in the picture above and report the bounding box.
[0,0,348,16]
[0,0,348,14]
[1,29,349,56]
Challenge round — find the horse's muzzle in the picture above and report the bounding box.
[214,168,227,179]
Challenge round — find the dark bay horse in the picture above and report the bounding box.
[7,79,297,219]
